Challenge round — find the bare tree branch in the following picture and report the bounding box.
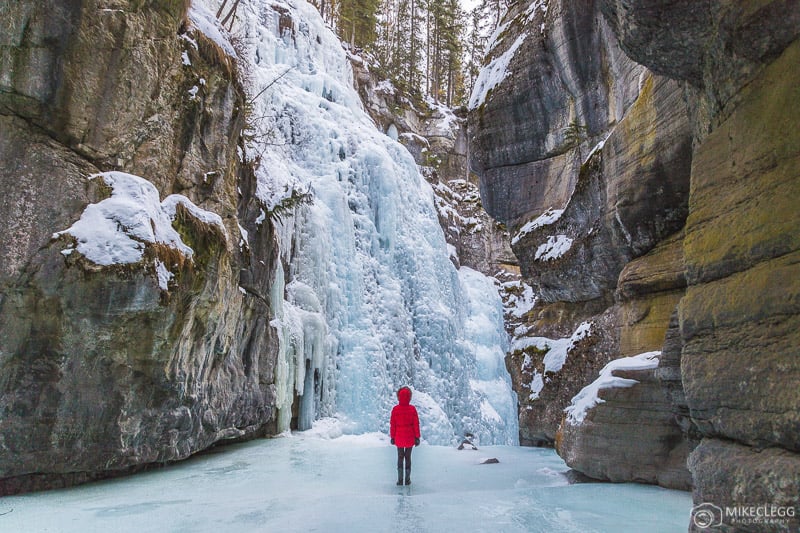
[248,67,293,104]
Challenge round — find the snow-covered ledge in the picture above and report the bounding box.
[564,351,660,425]
[53,171,228,290]
[556,350,691,490]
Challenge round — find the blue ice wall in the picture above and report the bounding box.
[227,0,517,445]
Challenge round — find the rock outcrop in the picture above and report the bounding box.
[556,233,691,490]
[557,364,691,490]
[0,1,280,494]
[471,0,800,525]
[469,0,693,489]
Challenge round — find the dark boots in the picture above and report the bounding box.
[396,467,412,485]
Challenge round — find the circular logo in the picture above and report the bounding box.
[692,503,723,529]
[693,508,716,528]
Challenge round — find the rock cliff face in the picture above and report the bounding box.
[469,0,648,229]
[557,364,691,489]
[0,1,280,494]
[469,0,693,488]
[601,1,800,528]
[471,0,800,524]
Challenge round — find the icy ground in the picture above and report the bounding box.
[2,427,691,532]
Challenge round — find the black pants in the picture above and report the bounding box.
[396,447,412,470]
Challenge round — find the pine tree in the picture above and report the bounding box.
[427,0,464,105]
[477,0,510,31]
[337,0,381,49]
[315,0,472,106]
[464,5,489,99]
[389,0,425,98]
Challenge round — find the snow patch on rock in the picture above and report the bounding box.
[565,351,661,425]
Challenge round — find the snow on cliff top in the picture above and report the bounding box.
[188,2,238,58]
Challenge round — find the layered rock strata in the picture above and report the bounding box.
[469,0,693,489]
[602,1,800,529]
[471,0,800,523]
[556,234,691,490]
[557,364,691,489]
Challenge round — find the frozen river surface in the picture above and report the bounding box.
[1,426,692,533]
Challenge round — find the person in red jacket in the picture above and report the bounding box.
[390,386,420,485]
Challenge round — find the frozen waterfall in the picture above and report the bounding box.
[221,0,518,444]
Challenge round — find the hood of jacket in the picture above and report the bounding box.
[397,387,412,406]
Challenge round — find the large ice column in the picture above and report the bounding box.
[234,0,516,444]
[459,267,520,445]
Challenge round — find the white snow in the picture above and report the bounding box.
[526,0,550,32]
[582,130,614,165]
[615,209,633,245]
[527,0,549,18]
[467,0,549,109]
[511,208,564,245]
[180,32,198,51]
[565,351,661,425]
[0,427,692,532]
[188,3,238,58]
[54,172,225,267]
[161,194,226,234]
[154,259,172,290]
[238,223,249,250]
[584,138,606,163]
[535,234,574,261]
[501,279,537,318]
[513,322,593,376]
[486,15,512,52]
[424,97,462,135]
[468,33,527,110]
[529,370,545,400]
[375,79,396,94]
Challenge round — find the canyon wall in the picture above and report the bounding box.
[470,0,800,517]
[469,0,692,488]
[0,0,280,494]
[602,1,800,528]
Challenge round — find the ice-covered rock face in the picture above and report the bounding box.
[235,0,517,445]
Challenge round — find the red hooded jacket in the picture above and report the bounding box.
[390,387,420,448]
